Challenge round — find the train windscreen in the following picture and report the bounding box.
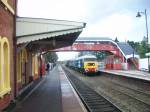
[88,63,95,66]
[84,58,96,61]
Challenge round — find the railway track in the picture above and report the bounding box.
[93,73,150,106]
[108,79,150,105]
[77,72,150,112]
[95,79,150,108]
[63,67,122,112]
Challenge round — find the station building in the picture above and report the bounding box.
[0,0,16,110]
[0,0,86,110]
[15,17,85,97]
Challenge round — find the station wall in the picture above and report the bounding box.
[0,0,15,110]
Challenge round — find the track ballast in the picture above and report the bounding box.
[63,67,122,112]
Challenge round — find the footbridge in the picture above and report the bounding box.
[51,37,140,70]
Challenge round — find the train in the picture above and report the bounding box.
[66,54,98,75]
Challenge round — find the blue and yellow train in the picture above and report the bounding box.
[66,54,98,75]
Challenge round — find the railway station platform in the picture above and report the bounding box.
[101,70,150,81]
[12,65,86,112]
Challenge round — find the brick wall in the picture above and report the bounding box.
[0,1,15,110]
[0,95,11,110]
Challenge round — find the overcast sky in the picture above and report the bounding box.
[17,0,150,60]
[18,0,150,41]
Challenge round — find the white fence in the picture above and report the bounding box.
[139,58,149,71]
[98,62,105,70]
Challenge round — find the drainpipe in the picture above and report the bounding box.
[13,0,17,98]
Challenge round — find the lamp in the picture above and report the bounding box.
[136,9,149,45]
[136,9,149,72]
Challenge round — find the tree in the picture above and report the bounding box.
[138,37,149,58]
[127,37,150,58]
[127,40,140,51]
[95,51,113,60]
[115,37,119,43]
[44,52,58,63]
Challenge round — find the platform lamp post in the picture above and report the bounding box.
[136,9,150,72]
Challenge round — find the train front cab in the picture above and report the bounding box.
[84,61,98,75]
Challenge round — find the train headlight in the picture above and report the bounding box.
[85,69,88,72]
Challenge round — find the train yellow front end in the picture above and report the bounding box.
[84,61,98,74]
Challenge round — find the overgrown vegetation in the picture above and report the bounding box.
[43,52,58,63]
[127,37,150,58]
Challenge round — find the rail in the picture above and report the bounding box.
[63,67,122,112]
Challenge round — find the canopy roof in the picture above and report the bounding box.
[16,17,86,52]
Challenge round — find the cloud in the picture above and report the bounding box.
[80,12,146,41]
[18,0,150,42]
[17,0,87,21]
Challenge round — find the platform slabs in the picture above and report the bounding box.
[12,65,85,112]
[100,70,150,81]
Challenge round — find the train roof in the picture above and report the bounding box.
[77,55,97,60]
[76,37,112,42]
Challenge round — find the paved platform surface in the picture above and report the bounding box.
[12,65,85,112]
[59,66,86,112]
[101,70,150,81]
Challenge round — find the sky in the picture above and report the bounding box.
[17,0,150,61]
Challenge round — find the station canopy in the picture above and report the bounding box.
[16,17,86,52]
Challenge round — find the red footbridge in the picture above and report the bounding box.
[51,37,140,70]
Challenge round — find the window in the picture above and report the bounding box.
[32,54,39,79]
[32,55,35,76]
[22,49,27,63]
[17,49,28,82]
[17,52,22,82]
[88,63,95,66]
[34,55,38,75]
[22,49,27,84]
[3,42,9,89]
[84,58,96,61]
[0,37,11,98]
